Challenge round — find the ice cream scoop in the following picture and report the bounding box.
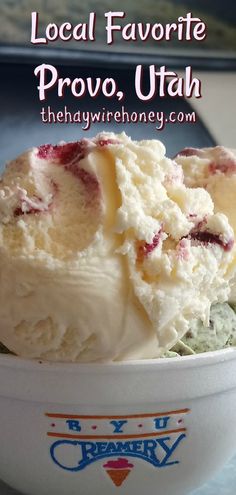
[175,146,236,228]
[0,133,235,362]
[175,146,236,302]
[167,302,236,357]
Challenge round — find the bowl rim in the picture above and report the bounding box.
[0,347,236,374]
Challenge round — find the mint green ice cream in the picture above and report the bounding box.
[166,303,236,357]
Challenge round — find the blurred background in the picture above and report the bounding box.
[0,0,236,54]
[0,0,235,163]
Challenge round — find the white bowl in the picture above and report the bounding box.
[0,349,236,495]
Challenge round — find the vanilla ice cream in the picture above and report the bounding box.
[0,133,235,362]
[175,146,236,301]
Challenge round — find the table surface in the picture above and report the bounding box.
[0,454,235,494]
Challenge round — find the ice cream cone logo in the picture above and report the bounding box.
[47,408,190,472]
[103,458,134,486]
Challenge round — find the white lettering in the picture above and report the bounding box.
[34,64,58,101]
[31,12,47,44]
[105,11,125,44]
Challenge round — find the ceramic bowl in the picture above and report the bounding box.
[0,349,236,495]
